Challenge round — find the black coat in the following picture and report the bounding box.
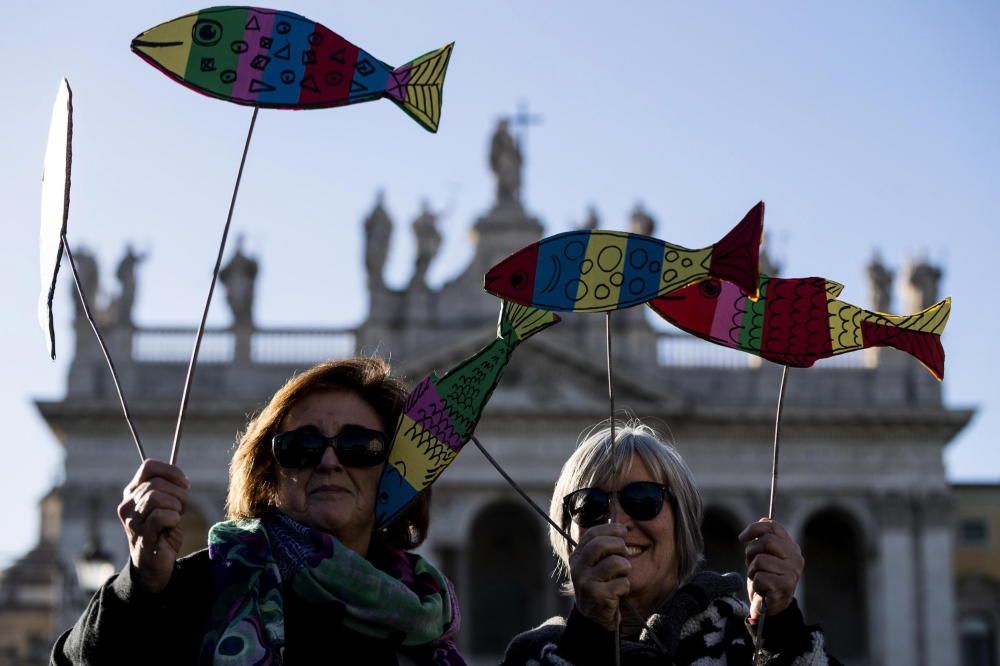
[501,571,841,666]
[52,548,442,665]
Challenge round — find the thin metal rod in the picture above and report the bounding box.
[169,106,259,465]
[62,234,146,461]
[606,311,618,516]
[604,311,621,666]
[471,436,572,543]
[754,364,790,665]
[471,433,667,655]
[600,314,664,653]
[767,365,789,520]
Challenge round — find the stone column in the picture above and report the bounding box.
[919,493,959,666]
[876,493,919,666]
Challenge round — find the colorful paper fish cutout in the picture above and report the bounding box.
[38,79,73,360]
[132,7,453,132]
[484,202,764,312]
[375,301,560,528]
[648,275,951,379]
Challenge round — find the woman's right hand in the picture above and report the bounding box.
[568,523,631,631]
[117,459,189,595]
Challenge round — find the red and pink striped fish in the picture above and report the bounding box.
[648,274,951,379]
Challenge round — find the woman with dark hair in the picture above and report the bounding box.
[53,357,464,665]
[503,421,839,665]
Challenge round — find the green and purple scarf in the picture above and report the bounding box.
[199,511,463,665]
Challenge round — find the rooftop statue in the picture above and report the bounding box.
[490,119,522,207]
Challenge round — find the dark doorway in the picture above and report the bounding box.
[467,500,548,656]
[701,506,745,575]
[960,613,997,666]
[802,508,868,661]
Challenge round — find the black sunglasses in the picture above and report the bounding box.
[563,481,675,527]
[272,424,388,469]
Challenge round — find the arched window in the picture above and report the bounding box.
[960,613,997,666]
[801,508,868,660]
[467,500,548,657]
[701,506,744,575]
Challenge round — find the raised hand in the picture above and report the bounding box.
[569,523,631,631]
[117,459,189,594]
[739,519,804,620]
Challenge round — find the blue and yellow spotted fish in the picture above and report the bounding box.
[484,202,764,312]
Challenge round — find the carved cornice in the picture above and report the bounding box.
[919,491,956,528]
[875,492,915,529]
[690,406,974,439]
[35,398,257,446]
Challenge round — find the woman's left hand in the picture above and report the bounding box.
[739,519,804,620]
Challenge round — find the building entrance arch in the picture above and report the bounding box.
[467,499,548,656]
[701,505,745,575]
[801,507,868,660]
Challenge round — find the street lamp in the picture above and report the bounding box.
[75,497,115,595]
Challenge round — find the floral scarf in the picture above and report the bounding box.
[199,512,464,665]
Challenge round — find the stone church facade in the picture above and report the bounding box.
[0,122,978,665]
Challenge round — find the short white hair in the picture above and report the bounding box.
[550,419,704,586]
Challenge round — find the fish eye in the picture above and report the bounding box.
[511,271,529,290]
[698,280,722,298]
[192,19,223,46]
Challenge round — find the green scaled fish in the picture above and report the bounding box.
[375,301,559,528]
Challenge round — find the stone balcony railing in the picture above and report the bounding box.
[132,326,358,365]
[128,326,867,369]
[655,334,869,368]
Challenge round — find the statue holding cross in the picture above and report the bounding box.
[490,119,522,207]
[490,102,543,208]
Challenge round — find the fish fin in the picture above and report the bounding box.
[878,297,951,335]
[825,279,844,297]
[374,464,419,529]
[498,300,560,343]
[388,43,454,133]
[861,298,951,380]
[707,201,764,297]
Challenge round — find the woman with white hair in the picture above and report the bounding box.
[502,421,839,665]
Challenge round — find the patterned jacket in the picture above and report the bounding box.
[501,571,840,666]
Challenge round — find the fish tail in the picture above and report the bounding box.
[707,201,764,297]
[498,300,560,344]
[861,297,951,380]
[387,43,454,133]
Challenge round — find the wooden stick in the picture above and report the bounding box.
[62,234,145,461]
[170,106,259,465]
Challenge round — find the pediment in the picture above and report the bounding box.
[392,324,688,417]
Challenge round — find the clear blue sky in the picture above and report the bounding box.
[1,1,996,562]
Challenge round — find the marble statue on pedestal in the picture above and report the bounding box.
[412,201,442,288]
[867,251,894,313]
[907,256,942,311]
[70,247,99,319]
[629,204,655,236]
[364,192,393,290]
[220,236,258,328]
[490,119,522,207]
[108,244,145,327]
